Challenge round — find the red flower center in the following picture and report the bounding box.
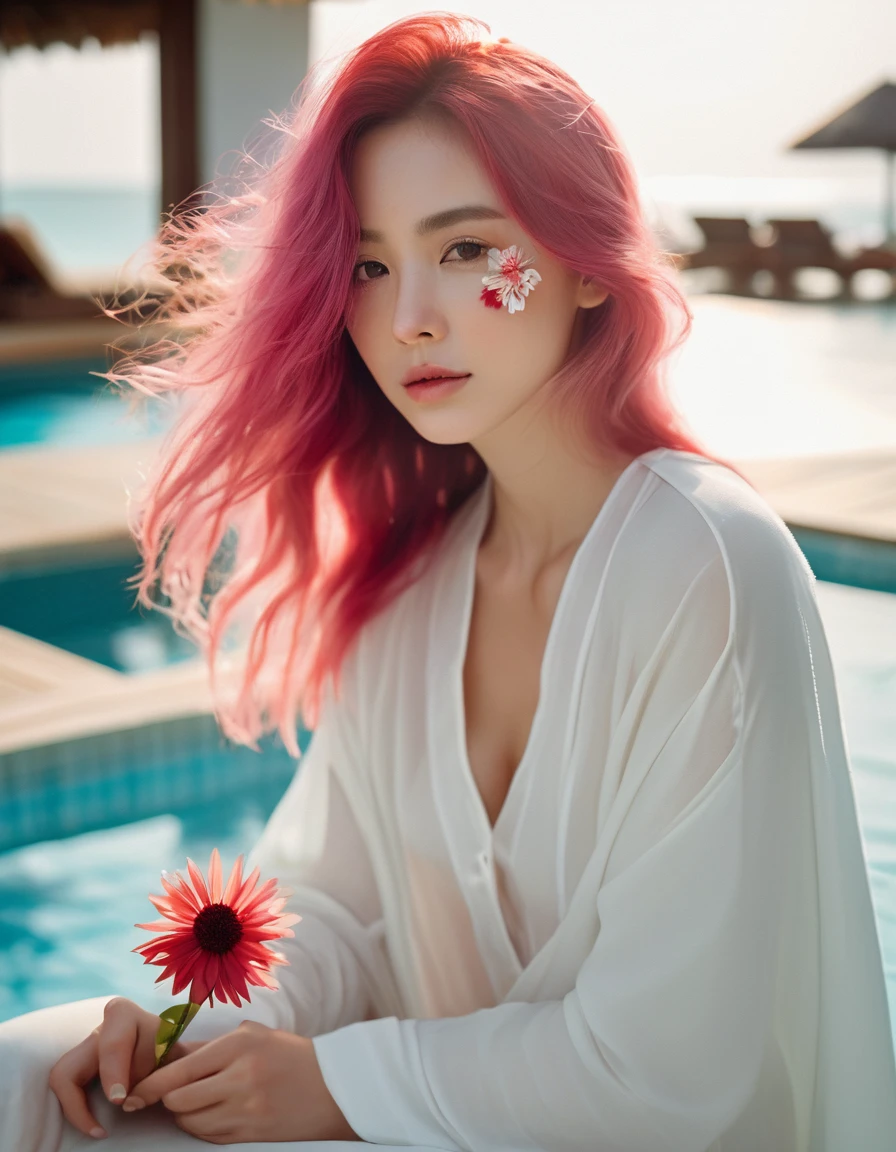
[499,256,523,284]
[193,902,243,954]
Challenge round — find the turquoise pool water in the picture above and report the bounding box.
[0,731,304,1022]
[0,357,174,451]
[0,555,198,674]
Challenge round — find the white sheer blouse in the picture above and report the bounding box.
[246,447,896,1152]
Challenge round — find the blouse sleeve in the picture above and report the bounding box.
[311,546,801,1151]
[240,665,398,1039]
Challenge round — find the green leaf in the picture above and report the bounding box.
[154,1002,202,1066]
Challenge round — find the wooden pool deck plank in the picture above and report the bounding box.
[0,317,173,366]
[738,449,896,543]
[0,655,215,756]
[0,317,128,366]
[0,437,162,571]
[0,626,122,709]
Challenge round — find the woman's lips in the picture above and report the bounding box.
[404,374,471,401]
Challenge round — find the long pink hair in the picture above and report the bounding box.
[104,13,747,756]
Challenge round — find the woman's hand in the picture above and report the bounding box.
[123,1019,361,1144]
[47,996,201,1140]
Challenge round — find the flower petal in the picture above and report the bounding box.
[185,857,211,906]
[223,953,251,1004]
[244,876,278,907]
[172,964,195,997]
[207,951,221,989]
[133,919,179,933]
[147,896,193,923]
[208,848,223,904]
[160,872,202,914]
[232,866,263,913]
[222,854,244,906]
[133,930,188,948]
[189,970,211,1006]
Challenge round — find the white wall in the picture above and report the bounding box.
[198,0,311,187]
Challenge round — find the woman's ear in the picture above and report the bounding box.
[577,274,609,309]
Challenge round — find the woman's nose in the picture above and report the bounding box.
[391,274,447,344]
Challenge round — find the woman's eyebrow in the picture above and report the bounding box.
[359,205,506,243]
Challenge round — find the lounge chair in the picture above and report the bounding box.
[762,218,896,300]
[0,217,169,323]
[0,218,106,321]
[674,217,770,295]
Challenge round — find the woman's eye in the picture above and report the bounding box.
[445,240,487,262]
[352,240,486,285]
[353,260,386,284]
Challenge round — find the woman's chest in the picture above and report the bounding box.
[379,544,624,1003]
[461,554,573,829]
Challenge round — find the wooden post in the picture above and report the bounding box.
[158,0,200,220]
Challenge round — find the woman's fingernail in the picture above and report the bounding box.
[89,1127,107,1139]
[108,1083,127,1102]
[122,1097,145,1111]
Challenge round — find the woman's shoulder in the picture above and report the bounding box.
[626,448,817,638]
[639,448,815,586]
[593,448,819,701]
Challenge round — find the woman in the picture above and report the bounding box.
[1,13,893,1150]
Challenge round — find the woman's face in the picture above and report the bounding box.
[345,114,606,447]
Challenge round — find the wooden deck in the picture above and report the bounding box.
[0,317,172,366]
[0,436,163,571]
[0,626,121,709]
[739,449,896,543]
[0,439,894,756]
[0,645,214,756]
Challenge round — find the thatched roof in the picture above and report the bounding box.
[1,2,158,49]
[1,0,309,51]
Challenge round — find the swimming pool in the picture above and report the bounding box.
[0,357,174,451]
[0,553,197,673]
[0,775,301,1022]
[0,725,303,1021]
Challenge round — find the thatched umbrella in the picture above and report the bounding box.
[787,80,896,250]
[0,2,157,49]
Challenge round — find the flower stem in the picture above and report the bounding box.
[154,1001,202,1067]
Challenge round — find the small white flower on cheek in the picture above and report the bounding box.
[480,245,542,313]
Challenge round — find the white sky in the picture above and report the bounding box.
[0,0,892,187]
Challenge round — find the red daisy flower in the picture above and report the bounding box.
[132,848,301,1009]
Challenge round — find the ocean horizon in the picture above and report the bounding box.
[1,174,891,277]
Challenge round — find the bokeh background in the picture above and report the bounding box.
[0,1,894,1072]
